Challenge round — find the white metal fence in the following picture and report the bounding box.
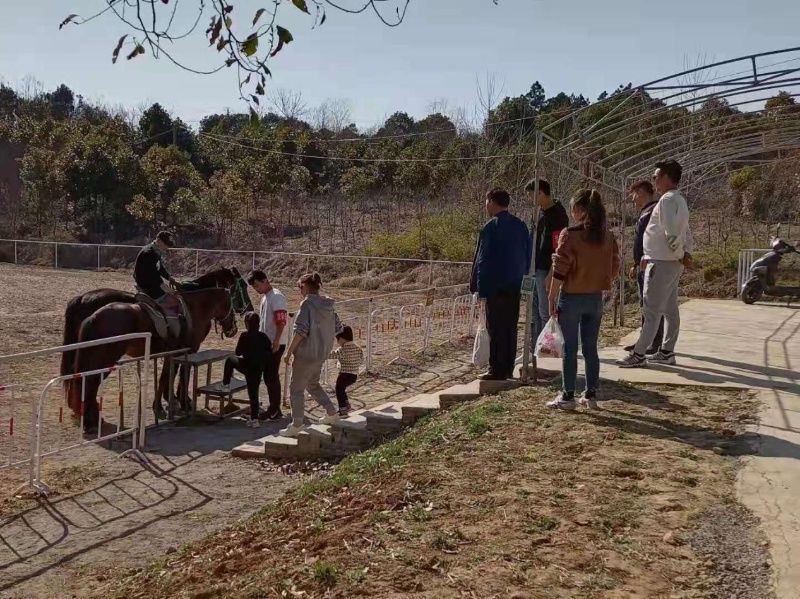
[737,248,770,295]
[0,333,151,496]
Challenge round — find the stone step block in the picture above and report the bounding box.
[362,403,404,434]
[400,394,441,424]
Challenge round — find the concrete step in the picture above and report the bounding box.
[438,382,482,408]
[232,434,298,459]
[400,394,441,424]
[231,377,517,462]
[362,403,404,434]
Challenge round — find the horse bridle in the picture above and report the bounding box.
[213,277,250,338]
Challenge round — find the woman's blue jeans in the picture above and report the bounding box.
[557,292,603,397]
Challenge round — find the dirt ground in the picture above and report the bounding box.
[88,383,772,599]
[0,263,481,598]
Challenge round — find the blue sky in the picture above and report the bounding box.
[2,0,798,128]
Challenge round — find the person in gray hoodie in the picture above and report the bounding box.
[281,272,342,437]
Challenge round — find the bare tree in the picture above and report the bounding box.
[269,88,309,121]
[313,97,352,132]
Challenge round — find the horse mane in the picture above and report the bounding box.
[192,267,235,288]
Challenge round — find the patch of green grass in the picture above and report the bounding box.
[516,488,532,500]
[430,530,459,551]
[347,567,369,584]
[599,496,643,533]
[677,448,701,462]
[525,515,559,534]
[406,503,432,522]
[310,517,325,534]
[311,561,339,587]
[460,401,508,437]
[620,458,647,469]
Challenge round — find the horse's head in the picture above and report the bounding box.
[214,289,239,339]
[195,266,253,315]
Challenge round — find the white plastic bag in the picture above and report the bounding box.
[535,316,565,359]
[472,320,490,368]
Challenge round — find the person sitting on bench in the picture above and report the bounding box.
[222,312,269,428]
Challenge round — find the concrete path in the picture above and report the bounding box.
[540,299,800,598]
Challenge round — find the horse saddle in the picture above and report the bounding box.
[135,293,192,343]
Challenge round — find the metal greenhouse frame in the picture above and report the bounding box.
[520,46,800,381]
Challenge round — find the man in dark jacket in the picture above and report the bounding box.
[525,179,569,347]
[134,231,177,301]
[625,181,663,354]
[470,189,532,380]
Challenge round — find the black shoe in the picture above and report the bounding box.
[479,372,505,381]
[267,411,284,421]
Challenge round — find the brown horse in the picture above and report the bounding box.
[59,267,252,383]
[68,287,240,432]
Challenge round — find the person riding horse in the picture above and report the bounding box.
[134,231,182,336]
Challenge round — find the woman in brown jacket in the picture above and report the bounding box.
[546,189,620,410]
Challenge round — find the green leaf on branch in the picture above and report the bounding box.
[59,14,79,29]
[277,26,293,44]
[270,26,293,57]
[241,33,259,57]
[224,17,233,28]
[126,44,145,60]
[253,8,266,26]
[292,0,310,14]
[112,34,128,64]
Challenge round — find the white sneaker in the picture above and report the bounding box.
[578,392,599,410]
[279,423,305,437]
[546,393,577,410]
[318,413,340,425]
[647,351,676,365]
[247,418,261,428]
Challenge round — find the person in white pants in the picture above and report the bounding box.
[617,159,693,368]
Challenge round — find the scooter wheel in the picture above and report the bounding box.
[741,280,763,304]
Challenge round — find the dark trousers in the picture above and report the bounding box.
[485,289,521,379]
[335,373,358,408]
[223,356,262,419]
[264,343,286,416]
[637,269,664,351]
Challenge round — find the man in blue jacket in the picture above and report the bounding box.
[470,189,532,380]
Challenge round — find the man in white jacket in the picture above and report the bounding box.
[617,160,692,368]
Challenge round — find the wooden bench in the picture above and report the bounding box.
[197,378,249,417]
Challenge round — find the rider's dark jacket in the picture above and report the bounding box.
[134,243,171,299]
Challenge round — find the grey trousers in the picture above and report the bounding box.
[289,359,336,427]
[634,260,684,355]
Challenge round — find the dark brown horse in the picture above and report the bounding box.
[59,267,252,383]
[68,287,242,432]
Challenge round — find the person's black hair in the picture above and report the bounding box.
[244,311,260,333]
[156,231,175,248]
[336,325,354,342]
[247,270,268,286]
[629,180,654,195]
[570,188,607,245]
[655,160,682,185]
[524,178,551,197]
[486,188,511,208]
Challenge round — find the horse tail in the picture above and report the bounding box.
[61,294,85,380]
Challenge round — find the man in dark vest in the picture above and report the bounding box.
[134,231,177,300]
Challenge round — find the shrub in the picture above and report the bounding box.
[367,211,479,262]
